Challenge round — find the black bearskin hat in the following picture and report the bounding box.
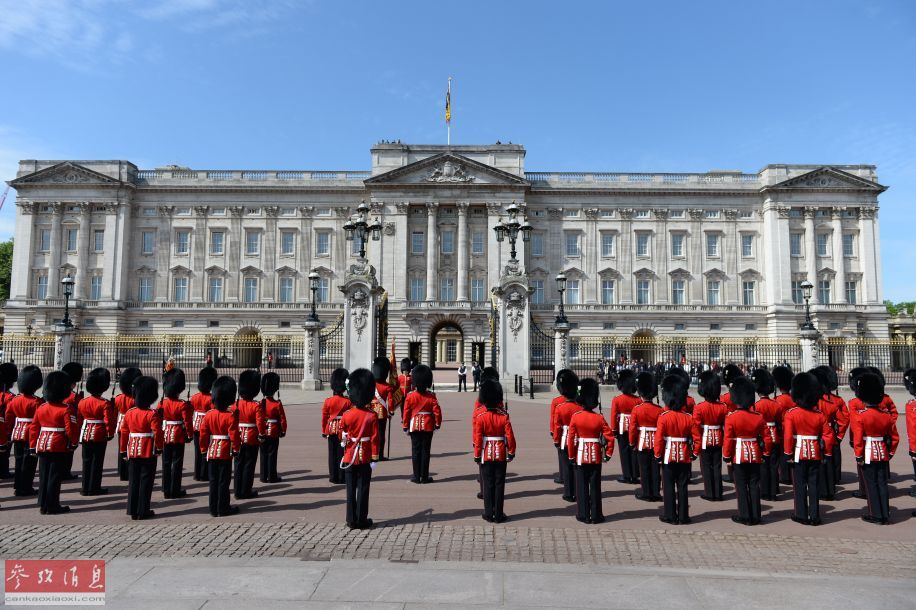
[722,363,743,387]
[847,367,868,392]
[400,358,412,374]
[238,370,261,400]
[132,376,159,409]
[818,366,839,393]
[261,372,280,397]
[211,376,237,411]
[478,379,504,410]
[790,372,822,410]
[372,356,391,382]
[577,378,600,411]
[17,365,43,396]
[162,368,186,399]
[904,368,916,397]
[62,361,83,385]
[697,370,721,402]
[411,364,433,392]
[347,368,375,408]
[330,368,349,395]
[636,372,657,401]
[667,366,690,384]
[866,367,886,385]
[661,374,688,411]
[730,377,757,410]
[855,372,884,406]
[197,366,218,393]
[480,366,500,384]
[616,369,637,394]
[119,367,142,395]
[555,368,579,400]
[0,362,18,391]
[43,371,72,404]
[772,365,793,393]
[751,368,775,397]
[85,367,111,396]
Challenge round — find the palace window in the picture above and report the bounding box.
[141,231,155,255]
[317,277,330,302]
[441,230,455,255]
[409,277,425,301]
[818,279,831,303]
[705,210,720,219]
[741,234,753,257]
[316,232,330,256]
[670,233,684,258]
[634,210,650,219]
[707,280,721,305]
[671,279,685,305]
[350,233,363,256]
[65,228,78,252]
[739,210,754,219]
[601,233,615,257]
[36,274,48,299]
[791,280,803,304]
[816,233,829,257]
[244,277,258,303]
[245,231,260,255]
[669,210,685,219]
[472,231,485,255]
[530,233,544,257]
[90,276,102,300]
[471,278,486,302]
[636,233,650,257]
[281,232,295,256]
[565,233,580,257]
[601,280,615,305]
[439,277,455,301]
[173,277,189,302]
[93,230,104,252]
[530,279,544,304]
[742,281,756,305]
[208,277,223,302]
[845,280,857,304]
[38,229,51,252]
[175,230,190,255]
[600,209,615,218]
[138,277,153,302]
[411,231,425,255]
[566,279,580,305]
[706,234,719,258]
[636,279,650,305]
[564,209,579,218]
[843,234,855,257]
[790,233,802,257]
[279,277,294,303]
[210,231,224,255]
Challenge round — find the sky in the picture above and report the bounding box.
[0,0,913,300]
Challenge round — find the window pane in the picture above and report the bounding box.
[602,234,615,257]
[209,277,223,302]
[176,230,190,254]
[706,234,719,257]
[671,234,684,257]
[411,232,424,254]
[279,277,294,302]
[818,280,830,303]
[531,280,544,304]
[439,277,454,301]
[244,278,258,303]
[636,234,649,257]
[410,278,424,301]
[318,278,330,302]
[90,276,102,300]
[142,232,155,255]
[472,231,485,255]
[601,280,615,304]
[316,232,330,255]
[842,234,854,257]
[790,234,802,256]
[66,229,77,251]
[707,280,720,305]
[441,231,454,254]
[816,233,829,257]
[139,278,152,302]
[94,230,104,252]
[791,281,802,304]
[281,232,295,255]
[530,233,543,256]
[845,281,857,304]
[741,234,752,257]
[37,275,48,299]
[246,232,259,255]
[671,279,685,305]
[567,280,580,304]
[637,280,650,305]
[742,281,755,305]
[565,233,579,256]
[211,232,224,254]
[174,277,188,302]
[471,279,485,302]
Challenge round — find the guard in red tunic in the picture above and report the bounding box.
[159,368,193,499]
[401,364,441,483]
[772,365,795,484]
[474,379,516,523]
[654,374,696,525]
[259,372,287,483]
[61,362,84,481]
[551,369,579,494]
[752,368,782,501]
[610,369,641,484]
[852,373,898,524]
[566,378,613,524]
[200,376,241,517]
[232,369,265,499]
[0,362,18,480]
[77,368,115,496]
[473,366,502,499]
[721,364,743,413]
[667,367,696,414]
[9,366,42,497]
[811,366,848,500]
[190,366,217,482]
[630,372,663,502]
[321,368,351,484]
[120,376,164,520]
[372,357,396,461]
[114,367,142,482]
[692,370,727,501]
[339,368,380,529]
[904,369,916,503]
[784,372,835,525]
[723,377,772,525]
[397,358,413,400]
[28,372,78,515]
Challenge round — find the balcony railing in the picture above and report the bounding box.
[404,301,491,310]
[135,169,371,184]
[122,301,344,310]
[529,303,768,313]
[525,171,760,187]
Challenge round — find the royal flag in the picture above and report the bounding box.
[445,78,452,124]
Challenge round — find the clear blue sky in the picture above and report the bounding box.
[1,0,913,300]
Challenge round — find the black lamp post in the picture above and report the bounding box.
[61,274,74,328]
[308,269,320,322]
[800,279,815,331]
[343,200,382,260]
[492,202,532,262]
[555,272,569,325]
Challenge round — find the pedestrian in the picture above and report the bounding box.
[339,368,379,529]
[232,370,264,500]
[552,370,580,502]
[567,378,613,524]
[259,372,286,483]
[120,376,163,520]
[692,370,726,501]
[402,364,441,484]
[474,379,515,523]
[199,375,240,517]
[550,369,579,487]
[29,371,78,515]
[751,368,782,501]
[321,368,351,484]
[784,372,834,526]
[772,365,795,485]
[61,362,84,481]
[655,373,696,524]
[902,369,916,502]
[811,366,848,500]
[723,377,770,525]
[851,372,898,524]
[471,361,481,391]
[0,362,18,480]
[629,372,662,502]
[457,362,468,392]
[610,369,641,484]
[9,365,42,497]
[371,357,395,461]
[77,367,115,496]
[159,368,193,499]
[190,366,217,482]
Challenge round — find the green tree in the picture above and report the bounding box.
[885,300,916,316]
[0,239,12,301]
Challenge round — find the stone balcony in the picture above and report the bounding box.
[134,169,370,187]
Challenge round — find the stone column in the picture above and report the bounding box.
[227,206,243,301]
[554,321,570,379]
[800,327,821,371]
[859,206,880,304]
[832,208,847,304]
[761,200,791,306]
[584,208,599,304]
[619,209,634,303]
[725,209,739,304]
[47,203,63,298]
[101,203,120,301]
[193,206,208,301]
[301,318,322,390]
[688,209,704,304]
[804,208,818,303]
[654,209,670,303]
[263,206,279,301]
[425,202,439,302]
[10,201,36,300]
[456,201,469,301]
[298,206,314,301]
[488,202,506,287]
[52,324,75,370]
[340,264,382,371]
[76,202,91,300]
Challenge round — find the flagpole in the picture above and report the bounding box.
[447,77,452,146]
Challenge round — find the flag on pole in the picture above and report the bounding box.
[445,78,452,124]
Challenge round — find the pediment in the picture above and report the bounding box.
[634,267,657,279]
[562,265,586,278]
[170,264,192,275]
[275,265,298,275]
[818,266,837,278]
[527,265,549,276]
[668,267,692,279]
[10,162,124,187]
[136,265,157,274]
[703,267,727,279]
[239,265,263,276]
[739,267,763,280]
[364,153,528,187]
[205,265,227,276]
[598,266,622,278]
[311,265,334,276]
[764,166,886,193]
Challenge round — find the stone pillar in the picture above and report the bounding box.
[227,207,243,301]
[263,206,279,301]
[52,325,75,370]
[493,271,530,382]
[800,327,821,371]
[101,203,120,301]
[456,201,469,301]
[76,202,91,300]
[688,209,704,305]
[47,203,63,298]
[859,206,880,304]
[554,321,570,380]
[193,206,208,301]
[301,318,322,390]
[425,202,438,302]
[725,209,739,304]
[804,208,818,303]
[340,263,382,371]
[832,208,846,304]
[155,206,174,302]
[619,209,634,303]
[584,208,599,304]
[10,201,36,300]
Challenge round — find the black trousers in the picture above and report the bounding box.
[80,441,106,495]
[38,452,67,512]
[63,449,75,479]
[778,452,793,484]
[637,450,660,499]
[662,462,690,522]
[473,377,479,391]
[481,460,507,520]
[345,463,371,526]
[792,459,820,522]
[0,444,10,478]
[327,435,344,483]
[555,445,566,483]
[559,448,576,499]
[575,463,603,522]
[208,459,232,516]
[13,441,37,494]
[832,442,843,484]
[193,432,208,481]
[127,456,156,517]
[863,462,890,521]
[458,376,467,391]
[409,432,433,481]
[234,445,258,498]
[760,453,780,499]
[260,437,280,482]
[819,450,837,499]
[616,434,638,482]
[699,447,723,499]
[162,443,187,497]
[117,434,129,481]
[733,462,762,523]
[378,419,388,459]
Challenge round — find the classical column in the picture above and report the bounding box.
[456,201,469,301]
[301,318,322,390]
[392,202,410,301]
[193,206,208,301]
[618,209,634,303]
[761,200,791,306]
[298,206,314,301]
[832,207,847,304]
[47,203,63,298]
[155,206,174,302]
[227,206,243,301]
[688,209,704,304]
[584,208,599,304]
[654,209,670,303]
[725,208,739,305]
[110,201,131,302]
[425,202,439,302]
[263,206,279,301]
[804,208,819,303]
[76,202,91,300]
[10,200,36,300]
[859,206,879,304]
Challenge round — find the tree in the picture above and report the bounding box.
[884,300,916,316]
[0,239,12,301]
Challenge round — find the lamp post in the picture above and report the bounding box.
[492,202,532,262]
[343,200,382,260]
[800,279,815,331]
[555,272,569,325]
[61,274,74,328]
[308,269,320,322]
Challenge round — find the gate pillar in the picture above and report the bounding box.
[340,262,384,371]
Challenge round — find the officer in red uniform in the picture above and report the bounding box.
[200,376,241,517]
[566,378,613,524]
[259,372,287,483]
[397,358,413,398]
[852,373,898,524]
[474,379,516,523]
[9,365,43,496]
[159,368,193,499]
[751,368,782,501]
[723,377,771,525]
[904,369,916,502]
[339,368,380,529]
[810,366,848,500]
[666,367,696,414]
[77,368,115,496]
[190,366,217,482]
[630,372,663,502]
[120,376,164,520]
[321,368,351,484]
[655,374,696,524]
[402,364,441,484]
[610,369,641,484]
[551,369,579,490]
[61,362,84,481]
[0,362,18,480]
[114,367,142,482]
[372,357,395,460]
[721,364,743,413]
[473,366,502,499]
[232,370,265,500]
[692,370,727,501]
[784,372,835,526]
[772,365,795,484]
[29,371,78,515]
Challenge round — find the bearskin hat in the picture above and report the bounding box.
[697,370,721,402]
[819,366,839,393]
[132,376,159,409]
[347,368,375,408]
[730,377,757,410]
[330,368,349,395]
[210,376,237,411]
[616,369,637,394]
[555,368,579,400]
[772,365,794,393]
[478,379,503,410]
[400,358,412,374]
[43,371,73,404]
[85,367,111,396]
[751,368,775,397]
[371,356,391,382]
[866,367,886,385]
[62,361,83,385]
[0,362,18,391]
[790,372,822,410]
[854,372,884,406]
[480,366,500,384]
[162,368,186,399]
[847,367,868,392]
[577,378,600,411]
[238,369,261,400]
[661,374,688,411]
[411,364,433,392]
[635,372,657,401]
[667,366,690,384]
[261,372,280,398]
[904,368,916,397]
[17,365,43,396]
[722,363,743,387]
[197,366,218,393]
[119,367,142,395]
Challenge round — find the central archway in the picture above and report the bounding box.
[234,327,263,369]
[429,320,464,370]
[631,329,656,365]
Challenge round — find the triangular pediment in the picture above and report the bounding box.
[205,265,227,276]
[668,267,692,279]
[239,265,263,276]
[598,266,622,279]
[364,153,528,187]
[136,265,157,274]
[764,167,886,193]
[562,265,586,278]
[275,265,298,275]
[169,264,192,275]
[9,162,125,187]
[703,267,727,279]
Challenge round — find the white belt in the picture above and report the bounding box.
[734,437,756,465]
[701,425,721,450]
[83,419,105,424]
[766,422,776,427]
[638,426,656,451]
[239,423,257,428]
[210,434,229,440]
[864,436,885,465]
[794,435,819,462]
[560,425,569,448]
[40,427,65,433]
[163,420,183,425]
[618,413,630,435]
[576,437,600,466]
[342,436,371,446]
[130,432,154,438]
[15,417,32,424]
[267,419,279,423]
[664,437,688,464]
[484,436,506,442]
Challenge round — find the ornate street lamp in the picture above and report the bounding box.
[492,202,532,262]
[800,279,815,331]
[343,200,383,260]
[555,272,568,325]
[61,274,75,328]
[308,269,321,322]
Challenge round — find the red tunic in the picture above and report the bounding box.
[685,395,697,416]
[782,407,835,461]
[566,410,613,465]
[402,391,442,433]
[849,395,898,420]
[190,392,213,432]
[372,381,395,420]
[723,410,771,464]
[397,374,413,399]
[231,398,266,446]
[0,390,14,447]
[339,406,379,465]
[549,395,566,434]
[552,399,580,447]
[77,395,116,443]
[119,407,164,458]
[629,401,663,451]
[654,410,695,463]
[692,400,727,449]
[852,407,899,463]
[819,394,850,446]
[775,392,795,414]
[7,394,42,443]
[474,409,517,463]
[29,402,78,453]
[321,395,351,436]
[907,398,916,455]
[160,397,193,444]
[610,393,641,436]
[721,391,737,413]
[754,397,783,447]
[263,397,287,438]
[199,409,240,460]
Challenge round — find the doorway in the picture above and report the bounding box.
[429,321,464,370]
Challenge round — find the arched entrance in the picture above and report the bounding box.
[234,327,263,369]
[429,320,464,370]
[631,329,656,365]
